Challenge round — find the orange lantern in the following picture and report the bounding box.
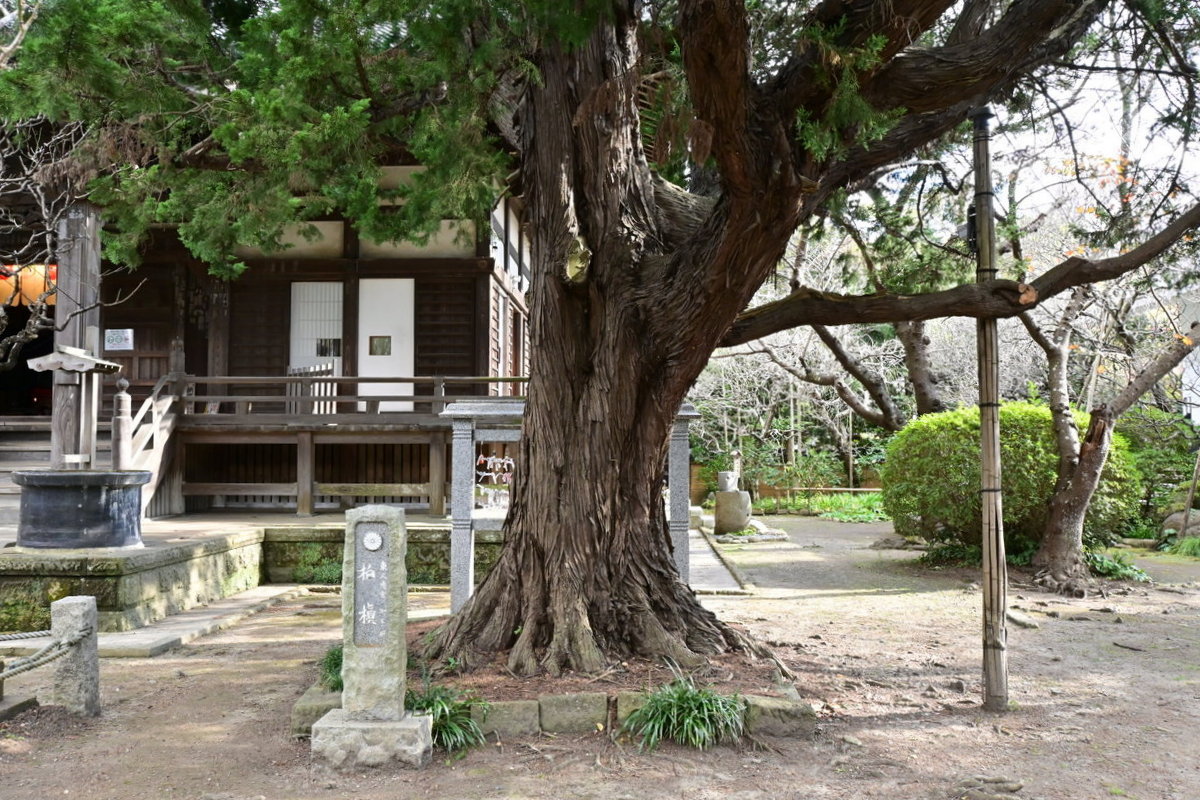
[2,264,58,306]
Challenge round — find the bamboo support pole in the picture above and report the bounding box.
[972,106,1009,712]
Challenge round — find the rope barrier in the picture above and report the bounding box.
[0,627,93,681]
[0,630,52,641]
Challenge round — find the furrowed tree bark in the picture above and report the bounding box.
[896,320,945,416]
[427,4,804,676]
[1033,320,1200,594]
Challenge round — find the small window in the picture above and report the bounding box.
[368,335,392,356]
[316,338,341,357]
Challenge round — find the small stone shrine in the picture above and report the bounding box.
[311,505,432,768]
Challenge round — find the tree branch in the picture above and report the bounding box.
[812,324,905,429]
[765,0,957,115]
[721,201,1200,346]
[861,0,1108,115]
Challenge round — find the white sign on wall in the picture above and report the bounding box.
[104,328,134,351]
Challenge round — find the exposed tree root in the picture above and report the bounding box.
[420,552,792,680]
[1033,563,1093,598]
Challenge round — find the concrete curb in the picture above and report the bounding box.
[0,694,37,722]
[0,585,308,659]
[291,686,815,741]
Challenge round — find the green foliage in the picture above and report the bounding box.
[621,671,744,752]
[1085,551,1150,582]
[813,492,888,522]
[319,643,343,692]
[918,542,981,567]
[792,26,902,160]
[1167,535,1200,558]
[918,537,1038,568]
[1123,518,1160,539]
[752,489,887,521]
[1,0,574,273]
[405,684,490,753]
[1116,407,1199,520]
[293,543,342,584]
[882,403,1142,549]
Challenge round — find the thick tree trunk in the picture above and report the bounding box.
[427,8,801,675]
[1033,411,1112,595]
[1033,319,1200,594]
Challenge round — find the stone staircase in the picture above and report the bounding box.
[0,417,111,529]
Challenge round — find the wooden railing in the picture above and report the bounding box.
[112,372,183,517]
[120,373,528,517]
[180,374,528,418]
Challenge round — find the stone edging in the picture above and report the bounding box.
[712,532,789,544]
[292,684,814,741]
[698,529,756,591]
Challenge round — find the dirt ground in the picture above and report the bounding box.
[1,517,1198,800]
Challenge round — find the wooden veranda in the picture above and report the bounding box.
[114,373,525,519]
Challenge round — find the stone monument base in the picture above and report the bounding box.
[311,709,433,768]
[714,490,752,534]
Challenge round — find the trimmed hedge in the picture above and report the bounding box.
[881,403,1141,550]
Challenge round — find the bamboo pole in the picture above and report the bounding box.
[972,106,1009,712]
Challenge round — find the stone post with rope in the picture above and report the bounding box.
[0,595,99,716]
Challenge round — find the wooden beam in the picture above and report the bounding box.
[315,482,430,497]
[182,482,298,496]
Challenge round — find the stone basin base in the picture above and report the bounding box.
[13,470,151,549]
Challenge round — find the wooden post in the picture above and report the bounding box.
[112,378,133,470]
[428,430,446,516]
[50,203,102,469]
[972,106,1009,712]
[207,278,230,408]
[297,431,314,516]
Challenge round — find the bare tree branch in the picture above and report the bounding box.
[722,201,1200,346]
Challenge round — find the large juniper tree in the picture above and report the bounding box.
[3,1,1200,673]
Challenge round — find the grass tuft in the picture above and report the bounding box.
[1167,535,1200,558]
[621,667,744,751]
[319,643,343,692]
[405,684,490,753]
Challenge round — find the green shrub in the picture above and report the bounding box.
[919,542,982,566]
[405,684,490,753]
[1085,551,1149,582]
[1167,535,1200,558]
[1116,407,1199,520]
[319,643,343,692]
[294,543,343,585]
[621,671,744,751]
[882,403,1142,551]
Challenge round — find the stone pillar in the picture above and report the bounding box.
[39,596,99,716]
[449,418,475,612]
[311,505,432,768]
[668,404,700,582]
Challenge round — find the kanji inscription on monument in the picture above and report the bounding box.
[353,520,389,647]
[312,504,431,767]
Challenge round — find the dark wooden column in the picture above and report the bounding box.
[207,279,230,378]
[50,203,101,468]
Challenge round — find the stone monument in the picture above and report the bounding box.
[311,506,432,768]
[713,470,752,534]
